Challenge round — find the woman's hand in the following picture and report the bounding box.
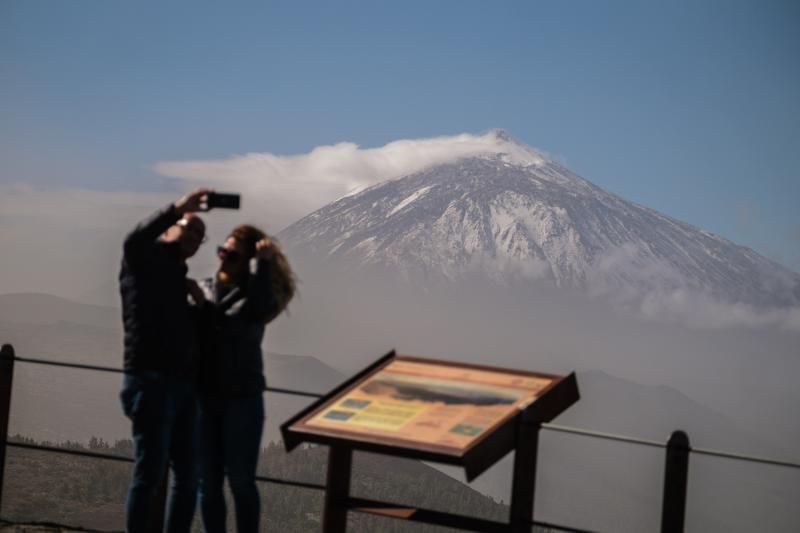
[187,278,206,306]
[255,238,275,261]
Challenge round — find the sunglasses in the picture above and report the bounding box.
[217,246,244,263]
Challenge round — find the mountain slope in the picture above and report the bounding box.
[279,130,800,308]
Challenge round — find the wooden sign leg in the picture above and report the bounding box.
[509,421,541,533]
[323,445,353,533]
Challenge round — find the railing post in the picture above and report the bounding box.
[661,430,690,533]
[0,344,16,514]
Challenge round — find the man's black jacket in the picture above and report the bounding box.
[119,204,197,376]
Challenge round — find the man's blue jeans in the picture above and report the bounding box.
[120,371,198,533]
[197,395,265,533]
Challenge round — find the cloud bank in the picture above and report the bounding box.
[635,288,800,332]
[153,130,545,230]
[585,243,800,332]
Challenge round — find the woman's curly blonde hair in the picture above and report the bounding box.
[229,224,297,323]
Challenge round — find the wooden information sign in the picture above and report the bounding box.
[282,351,579,533]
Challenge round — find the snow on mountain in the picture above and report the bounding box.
[279,130,800,309]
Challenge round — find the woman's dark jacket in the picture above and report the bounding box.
[197,260,280,397]
[119,204,197,377]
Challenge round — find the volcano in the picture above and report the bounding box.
[279,130,799,308]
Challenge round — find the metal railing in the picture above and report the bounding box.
[1,343,798,533]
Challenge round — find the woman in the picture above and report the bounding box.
[195,224,295,533]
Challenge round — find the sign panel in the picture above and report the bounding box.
[291,356,555,454]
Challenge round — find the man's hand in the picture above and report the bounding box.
[175,188,212,215]
[256,238,276,261]
[186,278,206,306]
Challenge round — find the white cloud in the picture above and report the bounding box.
[466,254,553,283]
[589,242,688,291]
[583,243,800,331]
[0,131,544,304]
[637,288,800,332]
[153,130,545,230]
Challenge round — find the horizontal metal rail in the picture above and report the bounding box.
[10,354,325,399]
[348,495,600,533]
[7,440,134,462]
[7,353,800,471]
[0,518,122,533]
[264,385,324,399]
[542,423,666,449]
[10,355,125,374]
[689,446,800,469]
[540,424,800,470]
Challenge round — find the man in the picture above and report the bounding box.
[119,188,210,532]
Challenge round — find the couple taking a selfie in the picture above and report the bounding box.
[118,188,296,532]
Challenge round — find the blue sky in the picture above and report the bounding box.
[2,0,799,270]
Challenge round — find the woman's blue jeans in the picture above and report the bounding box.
[120,371,198,533]
[197,395,265,533]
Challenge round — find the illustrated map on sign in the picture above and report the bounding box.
[301,359,554,452]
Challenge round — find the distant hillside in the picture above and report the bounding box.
[264,350,345,394]
[560,370,792,458]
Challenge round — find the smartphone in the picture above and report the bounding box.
[206,192,241,210]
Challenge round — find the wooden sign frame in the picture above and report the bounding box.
[282,350,578,481]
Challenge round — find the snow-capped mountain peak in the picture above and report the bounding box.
[477,128,546,168]
[280,132,800,309]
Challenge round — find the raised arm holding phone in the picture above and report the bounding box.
[118,188,212,533]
